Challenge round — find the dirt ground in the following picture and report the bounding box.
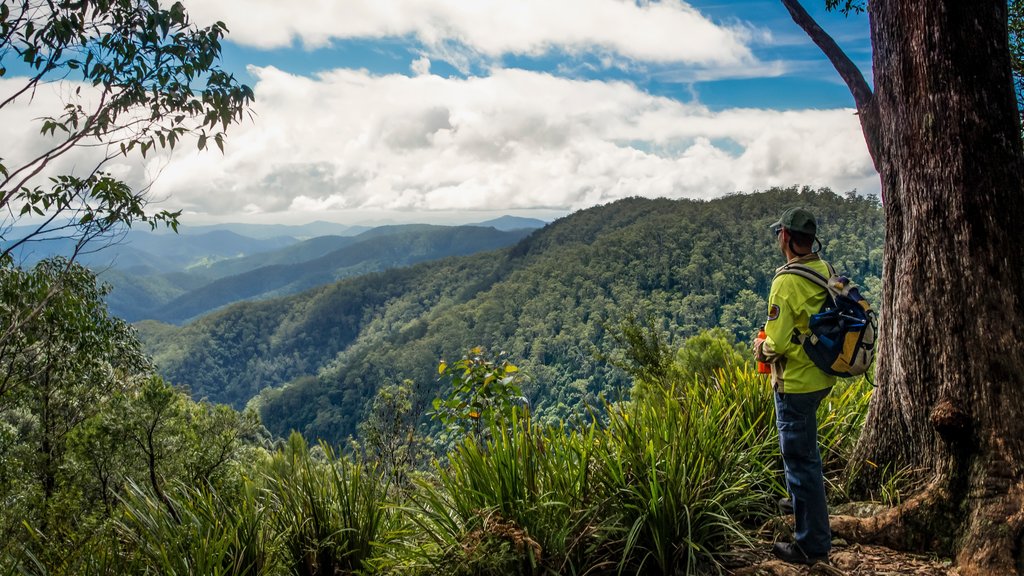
[726,540,957,576]
[724,505,957,576]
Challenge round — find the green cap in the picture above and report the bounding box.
[769,207,817,236]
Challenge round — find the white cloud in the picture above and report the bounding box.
[0,63,877,226]
[411,57,432,76]
[182,0,757,68]
[136,66,877,221]
[0,78,160,207]
[0,2,878,229]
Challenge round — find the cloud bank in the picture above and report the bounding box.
[0,0,876,225]
[139,66,876,221]
[182,0,758,69]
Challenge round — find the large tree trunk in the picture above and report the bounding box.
[853,1,1024,573]
[785,1,1024,573]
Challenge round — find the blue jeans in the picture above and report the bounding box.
[774,387,832,556]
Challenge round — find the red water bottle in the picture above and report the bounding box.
[757,330,772,374]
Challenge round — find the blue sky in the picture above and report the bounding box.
[1,0,877,226]
[216,1,871,111]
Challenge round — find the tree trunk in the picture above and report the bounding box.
[841,1,1024,573]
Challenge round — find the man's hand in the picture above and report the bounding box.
[753,335,777,363]
[752,335,767,362]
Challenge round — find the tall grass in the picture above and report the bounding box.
[818,378,872,473]
[593,378,777,575]
[261,432,399,576]
[17,367,870,575]
[109,432,401,575]
[407,365,865,575]
[411,411,601,575]
[3,522,141,576]
[117,479,274,576]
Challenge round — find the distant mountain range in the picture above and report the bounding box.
[136,225,535,324]
[172,215,545,239]
[472,215,548,231]
[174,221,370,240]
[3,217,547,323]
[62,218,547,323]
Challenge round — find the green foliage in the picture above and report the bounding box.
[260,433,400,576]
[432,347,528,439]
[1,338,874,575]
[411,413,598,576]
[593,380,776,575]
[147,226,533,325]
[139,188,883,446]
[824,0,865,15]
[357,379,431,490]
[673,328,751,385]
[609,314,676,392]
[17,432,403,575]
[409,354,871,576]
[1,2,254,558]
[117,480,273,576]
[0,258,151,552]
[1,0,253,260]
[817,378,872,478]
[0,261,261,574]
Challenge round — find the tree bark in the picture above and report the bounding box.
[786,1,1024,573]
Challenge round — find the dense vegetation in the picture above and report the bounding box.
[0,186,887,574]
[141,187,883,445]
[0,257,264,572]
[1,298,877,574]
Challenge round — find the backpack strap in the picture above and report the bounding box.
[774,262,838,346]
[774,262,835,292]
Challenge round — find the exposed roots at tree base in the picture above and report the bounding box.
[830,480,1024,575]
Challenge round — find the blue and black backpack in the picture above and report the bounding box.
[776,263,877,379]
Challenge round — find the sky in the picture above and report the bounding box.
[1,0,877,226]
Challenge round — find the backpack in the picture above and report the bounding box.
[775,263,877,379]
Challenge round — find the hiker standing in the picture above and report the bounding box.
[753,207,835,566]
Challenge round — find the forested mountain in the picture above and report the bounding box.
[107,224,534,323]
[140,187,883,445]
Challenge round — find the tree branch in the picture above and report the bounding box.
[781,0,884,170]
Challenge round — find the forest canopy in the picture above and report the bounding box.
[140,186,884,445]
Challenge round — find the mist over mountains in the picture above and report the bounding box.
[2,216,546,324]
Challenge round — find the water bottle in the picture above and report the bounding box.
[757,330,772,374]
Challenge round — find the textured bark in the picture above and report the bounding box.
[786,1,1024,573]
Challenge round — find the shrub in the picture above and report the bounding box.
[593,380,776,575]
[261,433,398,576]
[117,479,276,576]
[411,412,599,575]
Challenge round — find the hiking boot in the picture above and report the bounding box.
[772,542,828,566]
[778,497,794,516]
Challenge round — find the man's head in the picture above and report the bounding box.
[770,207,818,257]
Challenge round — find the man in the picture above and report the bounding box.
[753,207,835,565]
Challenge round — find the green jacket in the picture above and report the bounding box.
[761,254,836,394]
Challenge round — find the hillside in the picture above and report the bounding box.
[141,225,532,324]
[107,224,532,323]
[140,187,884,444]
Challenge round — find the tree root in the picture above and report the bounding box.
[830,479,954,552]
[829,479,1024,575]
